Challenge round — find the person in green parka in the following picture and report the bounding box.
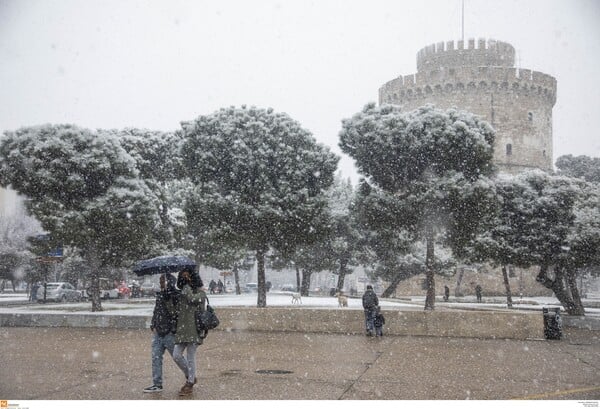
[172,269,206,396]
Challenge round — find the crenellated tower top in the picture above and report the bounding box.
[417,38,515,72]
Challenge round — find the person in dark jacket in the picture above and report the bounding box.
[362,285,379,336]
[143,273,187,393]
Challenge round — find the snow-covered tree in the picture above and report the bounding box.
[472,171,589,314]
[556,154,600,183]
[0,207,42,287]
[0,124,160,311]
[339,104,496,310]
[324,174,364,292]
[116,128,188,253]
[180,106,339,307]
[352,180,456,297]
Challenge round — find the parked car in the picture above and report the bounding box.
[39,282,82,302]
[244,283,258,293]
[100,288,119,300]
[280,284,296,292]
[140,281,159,297]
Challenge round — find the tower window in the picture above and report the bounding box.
[528,112,533,121]
[506,144,512,156]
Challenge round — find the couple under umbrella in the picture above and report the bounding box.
[133,255,206,396]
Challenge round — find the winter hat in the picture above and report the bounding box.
[366,285,373,290]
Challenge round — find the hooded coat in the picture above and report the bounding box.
[362,288,379,311]
[150,274,179,336]
[174,284,206,345]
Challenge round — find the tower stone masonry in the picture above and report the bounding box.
[379,38,557,174]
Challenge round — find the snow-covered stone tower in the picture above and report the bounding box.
[379,38,557,174]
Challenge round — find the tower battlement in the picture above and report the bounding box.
[380,66,556,105]
[417,38,515,71]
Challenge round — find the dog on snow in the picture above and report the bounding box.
[337,291,348,307]
[291,292,302,304]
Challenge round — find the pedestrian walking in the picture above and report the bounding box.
[362,285,379,337]
[208,279,216,294]
[217,279,224,294]
[374,306,385,337]
[172,269,207,396]
[444,285,450,302]
[475,284,482,303]
[143,273,188,393]
[30,282,39,302]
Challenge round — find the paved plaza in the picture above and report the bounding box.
[1,326,599,401]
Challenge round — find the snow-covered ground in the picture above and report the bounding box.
[1,290,598,317]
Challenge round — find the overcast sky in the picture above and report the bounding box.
[1,0,599,183]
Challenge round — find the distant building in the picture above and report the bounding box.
[0,187,20,217]
[379,38,557,174]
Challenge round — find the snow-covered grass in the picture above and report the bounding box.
[1,290,599,317]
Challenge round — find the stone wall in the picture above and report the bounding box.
[0,307,544,340]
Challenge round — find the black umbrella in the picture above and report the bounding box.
[133,255,196,276]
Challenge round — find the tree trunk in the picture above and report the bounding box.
[381,271,405,298]
[256,247,267,308]
[336,260,347,292]
[295,265,301,292]
[89,269,103,312]
[501,265,513,308]
[424,229,436,311]
[536,264,584,316]
[454,267,465,297]
[565,266,585,315]
[301,269,312,296]
[233,264,241,295]
[85,249,103,312]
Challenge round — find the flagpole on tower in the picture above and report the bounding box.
[461,0,465,42]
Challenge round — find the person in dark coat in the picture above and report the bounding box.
[208,279,217,294]
[475,284,483,303]
[444,285,450,302]
[30,282,39,302]
[217,279,224,294]
[144,273,187,393]
[362,285,379,337]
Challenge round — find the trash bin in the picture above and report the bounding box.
[542,307,562,340]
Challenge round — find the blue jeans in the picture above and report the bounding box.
[152,332,186,386]
[364,309,377,333]
[173,343,198,384]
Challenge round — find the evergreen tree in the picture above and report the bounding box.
[471,171,592,315]
[0,124,160,311]
[325,175,363,292]
[339,104,496,310]
[180,106,338,307]
[555,154,600,183]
